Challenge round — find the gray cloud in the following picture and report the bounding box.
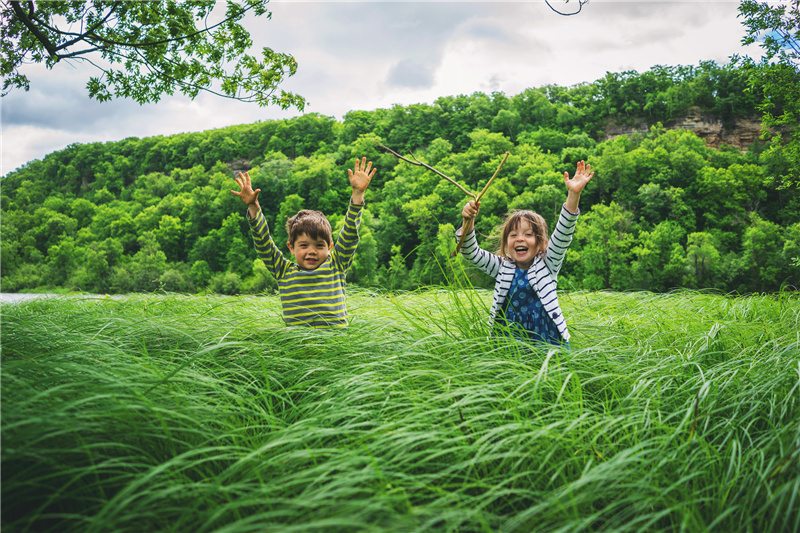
[386,59,436,88]
[2,1,756,175]
[261,2,479,60]
[486,74,504,92]
[1,65,141,132]
[589,0,731,26]
[462,20,514,43]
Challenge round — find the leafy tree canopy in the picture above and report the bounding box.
[739,0,800,65]
[736,0,800,189]
[1,0,305,109]
[2,58,798,295]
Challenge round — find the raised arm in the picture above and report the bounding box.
[231,171,290,278]
[330,158,375,272]
[455,199,503,278]
[230,171,261,219]
[347,157,376,205]
[462,199,481,226]
[563,160,594,214]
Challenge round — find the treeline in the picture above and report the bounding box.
[2,60,799,295]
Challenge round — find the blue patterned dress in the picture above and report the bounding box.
[496,267,564,346]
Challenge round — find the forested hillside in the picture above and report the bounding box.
[2,60,799,294]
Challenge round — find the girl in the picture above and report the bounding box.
[456,160,594,346]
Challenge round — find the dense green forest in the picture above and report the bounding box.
[2,60,799,295]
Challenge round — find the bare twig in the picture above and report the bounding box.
[545,0,589,17]
[476,152,509,202]
[377,143,511,257]
[452,151,510,257]
[378,143,474,199]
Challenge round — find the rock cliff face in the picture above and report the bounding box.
[604,107,766,150]
[227,158,253,175]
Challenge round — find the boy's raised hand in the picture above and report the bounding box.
[348,157,376,192]
[563,160,594,196]
[231,171,261,207]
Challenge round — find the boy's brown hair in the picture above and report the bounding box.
[495,210,549,260]
[285,210,333,246]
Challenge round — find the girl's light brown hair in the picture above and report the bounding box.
[495,210,549,260]
[286,210,332,246]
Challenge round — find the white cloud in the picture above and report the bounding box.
[1,0,760,176]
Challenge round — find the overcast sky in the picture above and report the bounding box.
[1,0,762,176]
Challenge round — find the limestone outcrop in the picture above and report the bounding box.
[604,107,767,150]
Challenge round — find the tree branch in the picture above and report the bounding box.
[9,1,57,57]
[452,151,510,257]
[545,0,588,17]
[377,143,510,257]
[78,46,283,105]
[378,143,475,198]
[81,7,250,51]
[15,1,251,61]
[54,3,123,53]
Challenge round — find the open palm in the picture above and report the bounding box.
[348,157,376,192]
[231,171,261,206]
[564,160,594,195]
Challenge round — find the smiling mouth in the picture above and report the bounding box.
[514,247,528,254]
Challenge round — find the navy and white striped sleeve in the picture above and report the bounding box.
[456,226,502,278]
[533,262,559,307]
[543,204,578,277]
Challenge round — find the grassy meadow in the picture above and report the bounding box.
[2,288,799,532]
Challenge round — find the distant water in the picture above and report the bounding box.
[0,293,107,304]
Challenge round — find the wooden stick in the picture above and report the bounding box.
[451,151,510,257]
[378,143,475,199]
[377,143,510,258]
[476,151,509,201]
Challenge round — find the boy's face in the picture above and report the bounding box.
[288,233,333,270]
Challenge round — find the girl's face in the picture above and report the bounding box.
[506,219,538,270]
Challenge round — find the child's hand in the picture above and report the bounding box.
[463,200,481,219]
[348,157,376,192]
[231,171,261,207]
[563,160,594,196]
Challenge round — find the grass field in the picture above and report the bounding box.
[2,288,799,532]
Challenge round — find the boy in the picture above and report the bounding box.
[231,157,376,328]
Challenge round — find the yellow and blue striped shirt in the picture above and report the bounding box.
[248,203,363,328]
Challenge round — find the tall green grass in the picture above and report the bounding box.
[2,289,799,532]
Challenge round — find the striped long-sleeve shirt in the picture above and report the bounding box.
[248,202,363,328]
[456,204,579,341]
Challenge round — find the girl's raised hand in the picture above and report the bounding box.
[463,200,481,219]
[231,171,261,207]
[564,160,594,196]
